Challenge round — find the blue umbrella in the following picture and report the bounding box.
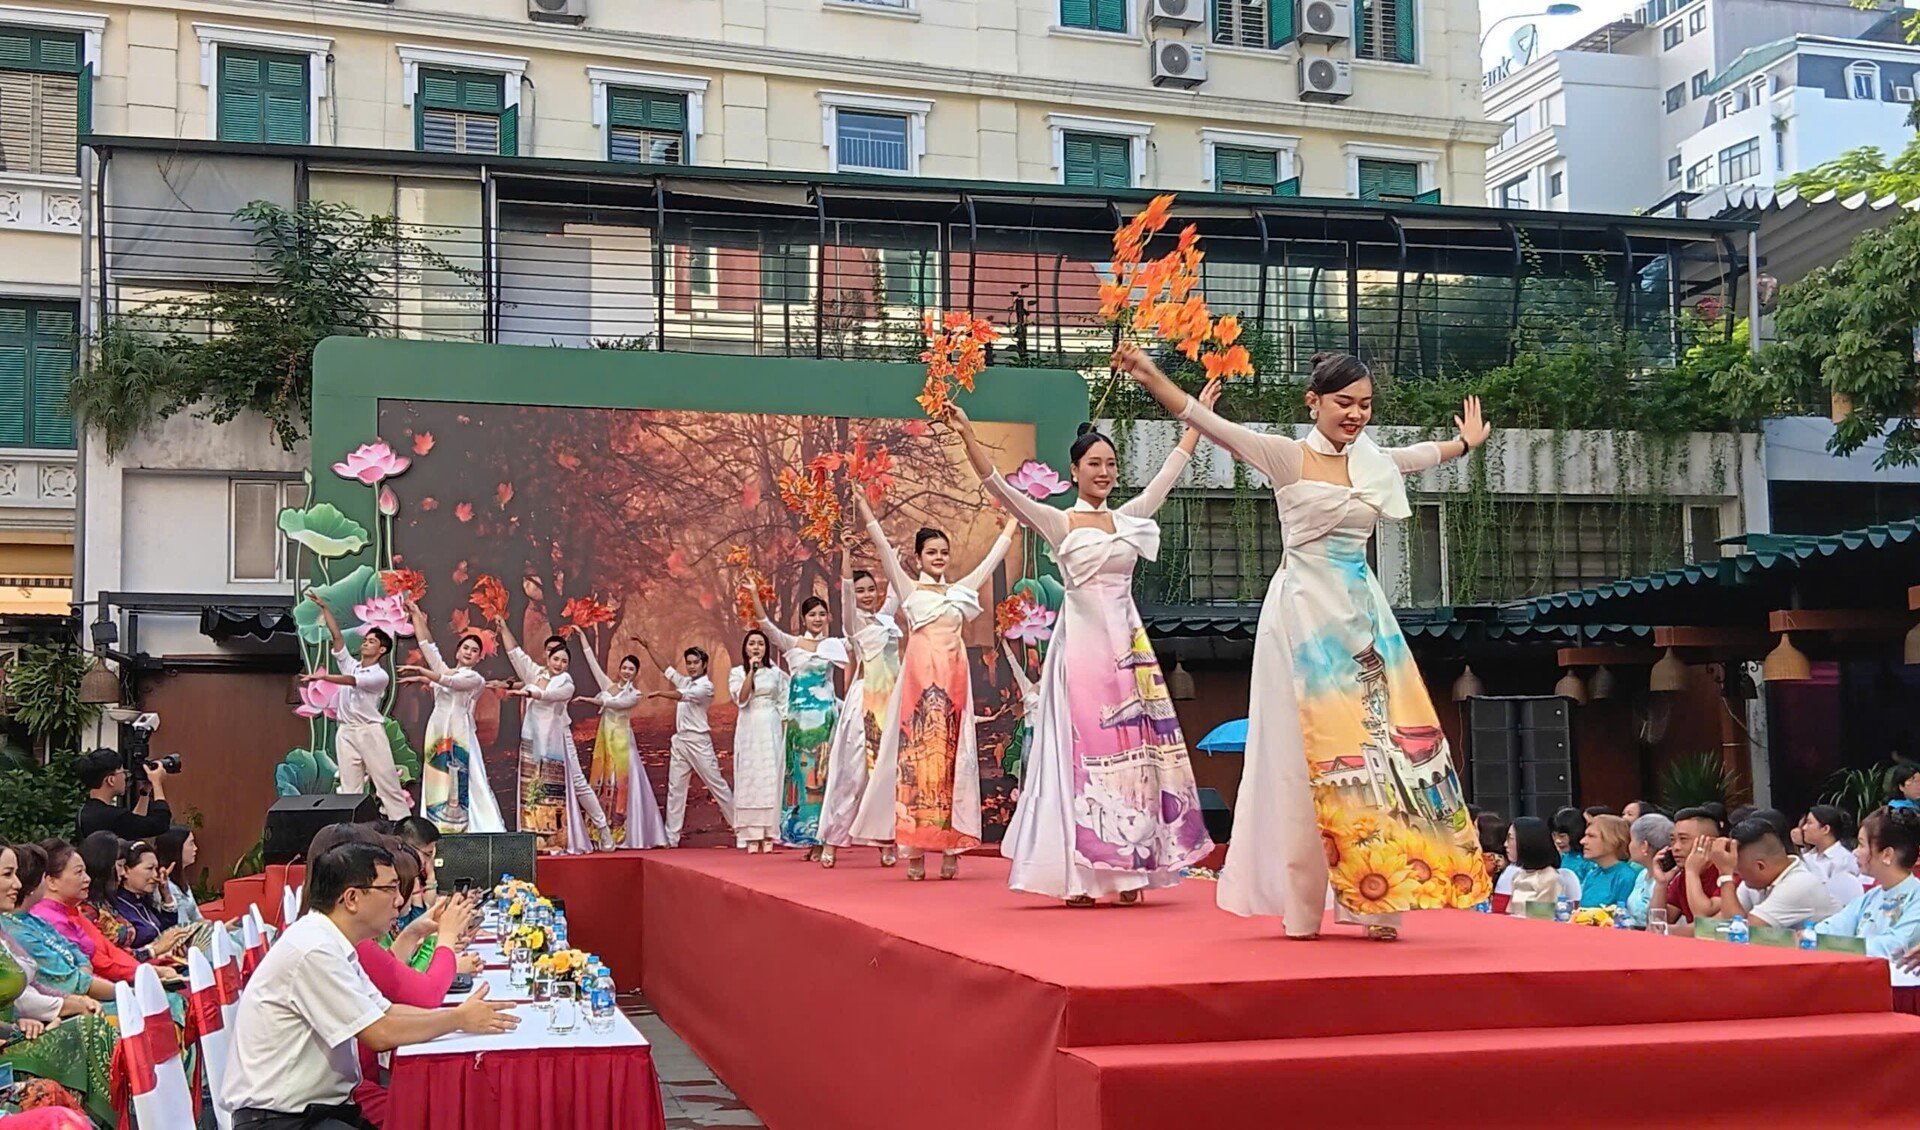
[1196,718,1248,755]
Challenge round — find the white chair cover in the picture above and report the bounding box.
[189,949,235,1129]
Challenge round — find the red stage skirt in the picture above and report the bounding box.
[385,1045,665,1130]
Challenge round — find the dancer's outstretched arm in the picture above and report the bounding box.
[956,518,1020,593]
[1118,379,1220,519]
[577,641,612,696]
[745,583,800,652]
[1390,396,1489,473]
[1112,344,1300,487]
[853,492,916,597]
[944,405,1069,546]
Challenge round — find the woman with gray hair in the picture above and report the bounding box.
[1627,812,1675,924]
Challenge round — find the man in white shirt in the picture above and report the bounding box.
[301,590,411,820]
[222,840,517,1129]
[639,638,734,846]
[1708,818,1842,930]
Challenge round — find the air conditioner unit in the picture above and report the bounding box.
[1897,85,1916,103]
[528,0,587,24]
[1152,40,1208,89]
[1298,55,1352,102]
[1147,0,1205,29]
[1299,0,1353,44]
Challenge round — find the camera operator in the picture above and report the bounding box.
[75,746,173,841]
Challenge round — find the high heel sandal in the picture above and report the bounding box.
[1117,890,1144,906]
[879,846,898,868]
[1065,896,1096,908]
[820,846,836,869]
[906,855,926,881]
[1365,925,1400,942]
[939,853,959,881]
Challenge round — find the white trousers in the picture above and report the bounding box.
[566,750,611,840]
[336,722,411,820]
[665,733,734,846]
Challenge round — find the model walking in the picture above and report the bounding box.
[577,637,671,849]
[729,628,789,853]
[1117,344,1491,939]
[496,617,614,855]
[848,493,1018,881]
[399,596,506,834]
[637,637,735,847]
[947,402,1214,904]
[818,538,903,868]
[749,589,849,858]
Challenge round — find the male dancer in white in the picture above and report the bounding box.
[300,589,411,820]
[637,636,736,847]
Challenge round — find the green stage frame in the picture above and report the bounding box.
[309,337,1091,554]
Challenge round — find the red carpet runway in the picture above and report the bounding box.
[547,848,1920,1130]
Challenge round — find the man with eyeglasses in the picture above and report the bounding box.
[221,840,518,1128]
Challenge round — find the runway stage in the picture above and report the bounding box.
[545,848,1920,1130]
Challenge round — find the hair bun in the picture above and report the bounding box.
[1309,351,1338,368]
[1076,421,1097,437]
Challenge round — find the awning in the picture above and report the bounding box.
[199,605,296,642]
[0,578,72,618]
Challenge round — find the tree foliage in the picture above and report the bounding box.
[1778,142,1920,201]
[2,642,100,754]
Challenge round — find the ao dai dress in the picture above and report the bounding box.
[819,584,903,848]
[1174,398,1491,932]
[987,450,1213,899]
[850,520,1016,852]
[580,650,671,849]
[507,648,589,855]
[417,641,506,835]
[730,664,790,847]
[756,622,850,848]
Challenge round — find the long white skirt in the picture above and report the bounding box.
[817,680,878,847]
[733,700,784,845]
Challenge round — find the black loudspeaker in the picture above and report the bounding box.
[1197,787,1233,843]
[434,833,538,894]
[263,794,382,864]
[1464,696,1576,818]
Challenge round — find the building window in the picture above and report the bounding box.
[1356,157,1420,201]
[1060,0,1126,33]
[1685,156,1713,189]
[1355,0,1416,64]
[879,248,940,309]
[1667,154,1683,180]
[1687,505,1721,564]
[0,27,85,175]
[1062,131,1133,188]
[760,242,813,306]
[1691,70,1708,98]
[232,478,307,583]
[835,110,910,173]
[1214,146,1282,194]
[1139,492,1286,603]
[1542,91,1565,127]
[0,300,76,449]
[1664,84,1685,113]
[1688,7,1705,33]
[1774,125,1787,170]
[1213,0,1294,49]
[1718,136,1760,184]
[1548,170,1564,198]
[1848,61,1880,101]
[1662,22,1682,50]
[215,48,310,145]
[1495,176,1529,209]
[606,88,687,164]
[417,69,511,155]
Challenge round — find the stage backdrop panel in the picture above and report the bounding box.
[310,339,1087,845]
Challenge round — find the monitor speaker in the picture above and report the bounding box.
[263,793,382,864]
[1197,787,1232,843]
[434,833,538,894]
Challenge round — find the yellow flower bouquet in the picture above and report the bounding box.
[508,924,549,955]
[533,948,592,984]
[1570,906,1617,928]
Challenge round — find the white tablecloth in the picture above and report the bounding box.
[399,945,647,1057]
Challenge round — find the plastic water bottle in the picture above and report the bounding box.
[1727,914,1750,945]
[1553,894,1571,923]
[553,913,569,950]
[1798,923,1818,950]
[1474,899,1493,914]
[587,964,617,1033]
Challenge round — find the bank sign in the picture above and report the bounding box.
[1483,23,1541,90]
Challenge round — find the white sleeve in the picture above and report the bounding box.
[981,471,1071,549]
[663,665,690,692]
[1178,395,1302,487]
[531,672,574,704]
[955,523,1017,593]
[1389,442,1449,475]
[441,666,485,693]
[758,617,800,653]
[419,641,452,677]
[507,647,542,684]
[1118,447,1193,518]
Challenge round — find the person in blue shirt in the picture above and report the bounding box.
[1819,806,1920,1013]
[1577,814,1642,909]
[1625,812,1673,923]
[1887,763,1920,812]
[1552,806,1596,883]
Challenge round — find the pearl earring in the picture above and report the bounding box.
[1310,407,1319,420]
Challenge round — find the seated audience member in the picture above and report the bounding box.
[1648,807,1724,925]
[1495,817,1583,915]
[72,749,172,842]
[1578,815,1642,909]
[1626,813,1674,923]
[390,817,441,855]
[1795,805,1865,904]
[221,840,517,1130]
[1550,807,1596,883]
[0,844,115,1008]
[29,840,139,985]
[152,826,204,924]
[77,832,187,968]
[1475,812,1510,887]
[0,839,115,1126]
[113,838,209,955]
[1621,799,1658,823]
[1700,802,1729,829]
[1712,819,1842,929]
[1821,807,1920,1014]
[1888,763,1920,812]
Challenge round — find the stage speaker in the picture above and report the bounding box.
[263,794,381,864]
[1464,695,1576,819]
[1198,787,1233,843]
[434,833,538,894]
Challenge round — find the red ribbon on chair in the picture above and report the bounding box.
[188,984,224,1037]
[108,1026,159,1130]
[214,957,243,1006]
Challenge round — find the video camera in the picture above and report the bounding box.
[121,713,182,786]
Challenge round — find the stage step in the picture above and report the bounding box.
[1057,1012,1920,1130]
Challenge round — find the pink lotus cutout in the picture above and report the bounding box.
[1004,603,1058,644]
[352,593,416,639]
[377,486,399,516]
[332,441,411,485]
[294,678,341,720]
[1007,459,1071,500]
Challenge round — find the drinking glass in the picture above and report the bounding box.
[548,981,578,1034]
[1646,907,1668,936]
[508,942,531,988]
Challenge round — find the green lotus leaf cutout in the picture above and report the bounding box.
[274,747,339,796]
[291,565,387,650]
[279,502,370,560]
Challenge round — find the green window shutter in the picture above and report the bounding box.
[499,105,518,156]
[77,62,91,143]
[0,305,27,447]
[1061,0,1093,29]
[1412,188,1441,204]
[1271,0,1296,45]
[1274,176,1301,197]
[1216,146,1278,192]
[1062,133,1097,187]
[1092,0,1126,32]
[0,28,82,73]
[420,69,504,112]
[28,306,74,448]
[1357,159,1419,201]
[608,89,686,133]
[1395,0,1417,63]
[1096,136,1131,188]
[1215,146,1245,187]
[1064,133,1131,189]
[218,49,308,145]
